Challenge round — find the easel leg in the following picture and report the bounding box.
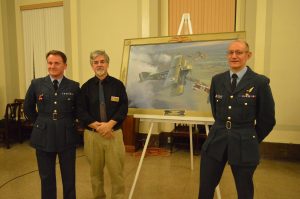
[204,124,222,199]
[128,122,154,199]
[189,124,194,170]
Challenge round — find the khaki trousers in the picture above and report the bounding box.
[84,129,125,199]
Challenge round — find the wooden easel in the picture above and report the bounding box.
[128,13,222,199]
[176,13,222,199]
[177,13,193,35]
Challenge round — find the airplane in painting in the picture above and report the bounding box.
[138,55,210,96]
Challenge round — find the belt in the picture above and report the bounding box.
[86,126,121,132]
[215,120,255,130]
[39,112,73,120]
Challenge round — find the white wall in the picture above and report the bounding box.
[0,0,19,114]
[263,0,300,143]
[0,0,6,114]
[241,0,300,143]
[75,0,140,83]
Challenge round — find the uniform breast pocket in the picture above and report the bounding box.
[215,96,226,118]
[36,93,49,110]
[62,95,75,110]
[62,94,74,101]
[237,97,256,120]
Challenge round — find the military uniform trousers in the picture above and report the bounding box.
[199,149,257,199]
[84,129,125,199]
[36,147,76,199]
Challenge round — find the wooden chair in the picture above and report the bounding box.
[0,117,5,147]
[15,99,33,143]
[0,102,20,148]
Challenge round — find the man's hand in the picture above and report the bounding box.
[96,122,114,139]
[95,120,117,139]
[88,121,101,130]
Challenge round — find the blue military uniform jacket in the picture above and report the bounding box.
[24,76,81,152]
[202,66,275,166]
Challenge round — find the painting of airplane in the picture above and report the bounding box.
[138,55,210,96]
[124,39,232,112]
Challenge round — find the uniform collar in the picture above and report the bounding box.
[230,66,248,81]
[49,75,64,84]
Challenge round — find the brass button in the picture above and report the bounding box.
[245,103,248,106]
[55,93,58,96]
[228,106,232,109]
[230,95,234,99]
[54,101,57,104]
[54,110,57,113]
[227,116,231,120]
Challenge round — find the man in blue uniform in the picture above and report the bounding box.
[198,40,276,199]
[24,50,80,199]
[79,50,128,199]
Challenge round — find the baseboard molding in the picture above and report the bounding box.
[260,142,300,160]
[126,133,300,161]
[125,145,136,153]
[125,133,160,152]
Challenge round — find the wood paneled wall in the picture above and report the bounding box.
[169,0,236,35]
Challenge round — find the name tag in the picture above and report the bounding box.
[111,96,119,102]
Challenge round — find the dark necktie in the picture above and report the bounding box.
[99,81,107,122]
[53,80,59,91]
[231,73,238,91]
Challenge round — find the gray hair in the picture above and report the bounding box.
[232,39,250,51]
[89,50,110,65]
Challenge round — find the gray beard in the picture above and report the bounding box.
[95,69,106,77]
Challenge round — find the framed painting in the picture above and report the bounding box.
[120,31,245,116]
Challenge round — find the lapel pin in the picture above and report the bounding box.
[247,87,254,93]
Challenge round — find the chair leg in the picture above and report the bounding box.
[18,125,23,143]
[5,129,10,149]
[170,134,174,153]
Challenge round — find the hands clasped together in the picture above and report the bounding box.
[89,120,117,139]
